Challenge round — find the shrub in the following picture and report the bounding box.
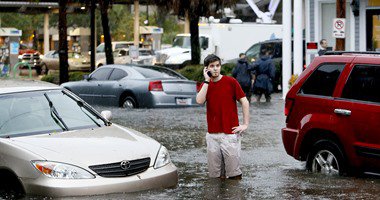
[41,71,90,84]
[177,63,236,82]
[288,74,299,88]
[177,65,204,82]
[41,74,59,84]
[69,71,90,81]
[221,63,236,76]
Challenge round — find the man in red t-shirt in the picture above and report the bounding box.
[196,54,250,180]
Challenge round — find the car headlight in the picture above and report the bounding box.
[31,161,95,179]
[154,145,171,169]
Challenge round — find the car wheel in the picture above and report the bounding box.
[35,66,42,75]
[122,97,136,109]
[306,140,347,176]
[41,64,48,75]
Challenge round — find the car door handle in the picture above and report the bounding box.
[334,109,351,116]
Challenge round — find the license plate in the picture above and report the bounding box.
[176,97,191,105]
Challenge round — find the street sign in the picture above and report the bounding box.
[129,45,139,60]
[306,42,318,54]
[333,18,345,38]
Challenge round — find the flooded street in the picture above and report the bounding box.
[4,93,380,199]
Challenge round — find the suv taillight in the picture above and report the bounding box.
[285,98,294,117]
[149,81,163,91]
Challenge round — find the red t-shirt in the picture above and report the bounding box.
[206,76,246,134]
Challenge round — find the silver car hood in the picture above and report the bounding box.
[9,124,160,167]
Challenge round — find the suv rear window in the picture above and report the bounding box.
[341,65,380,103]
[299,64,345,96]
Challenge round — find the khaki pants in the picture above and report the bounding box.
[206,133,242,178]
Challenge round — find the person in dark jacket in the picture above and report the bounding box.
[252,48,276,102]
[318,39,328,56]
[232,53,253,102]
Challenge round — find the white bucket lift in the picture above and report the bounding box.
[245,0,281,23]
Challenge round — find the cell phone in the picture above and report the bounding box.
[207,71,212,77]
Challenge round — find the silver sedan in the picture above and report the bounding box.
[61,64,198,108]
[0,86,177,197]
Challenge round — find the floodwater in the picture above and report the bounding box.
[2,93,380,199]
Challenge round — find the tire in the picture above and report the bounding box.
[40,64,48,75]
[35,66,42,75]
[121,96,136,109]
[306,140,347,176]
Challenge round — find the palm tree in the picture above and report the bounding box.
[155,0,238,65]
[99,0,114,64]
[58,0,69,84]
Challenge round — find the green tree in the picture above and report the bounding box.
[155,0,238,64]
[99,0,114,64]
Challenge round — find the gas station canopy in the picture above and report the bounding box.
[0,0,152,13]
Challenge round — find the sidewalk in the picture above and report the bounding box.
[0,77,57,87]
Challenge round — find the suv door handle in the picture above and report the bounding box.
[334,109,351,116]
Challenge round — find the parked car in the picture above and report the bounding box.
[61,64,198,108]
[0,85,178,197]
[18,43,38,55]
[96,48,156,68]
[95,41,143,62]
[282,52,380,176]
[226,39,305,92]
[18,52,43,74]
[39,51,91,74]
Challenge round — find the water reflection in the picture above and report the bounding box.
[3,94,380,199]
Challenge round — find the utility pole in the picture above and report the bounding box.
[134,0,139,47]
[336,0,346,50]
[90,0,95,71]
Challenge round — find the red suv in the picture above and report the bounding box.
[282,52,380,176]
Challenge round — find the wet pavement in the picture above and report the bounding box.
[1,88,380,199]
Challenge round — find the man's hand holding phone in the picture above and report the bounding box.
[204,67,211,81]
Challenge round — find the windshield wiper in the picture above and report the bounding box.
[62,90,111,126]
[44,93,69,131]
[77,101,101,127]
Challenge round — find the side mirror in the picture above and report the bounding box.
[202,38,209,50]
[83,74,90,80]
[101,110,112,121]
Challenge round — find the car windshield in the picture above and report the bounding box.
[173,36,191,48]
[68,52,84,59]
[96,44,105,53]
[139,50,153,56]
[132,66,185,79]
[246,43,261,59]
[0,89,105,137]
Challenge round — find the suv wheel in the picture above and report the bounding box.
[306,140,347,176]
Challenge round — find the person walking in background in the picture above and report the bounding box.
[252,48,276,102]
[318,39,329,56]
[196,54,250,180]
[232,53,253,102]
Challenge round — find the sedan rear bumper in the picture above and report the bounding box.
[147,91,198,108]
[21,163,178,197]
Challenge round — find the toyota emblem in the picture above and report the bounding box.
[120,160,131,170]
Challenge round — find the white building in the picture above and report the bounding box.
[304,0,380,64]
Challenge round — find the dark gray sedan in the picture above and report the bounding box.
[61,64,198,108]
